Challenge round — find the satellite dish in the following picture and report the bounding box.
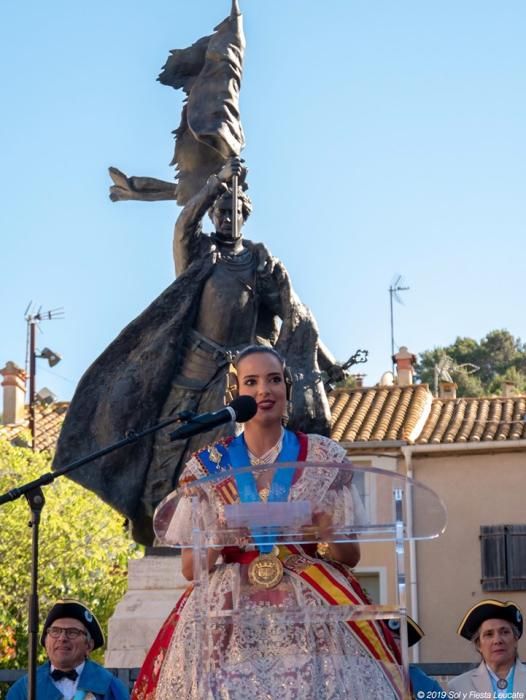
[379,371,394,386]
[36,387,57,405]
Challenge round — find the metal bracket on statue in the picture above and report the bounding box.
[342,349,369,370]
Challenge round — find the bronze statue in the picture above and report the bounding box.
[108,0,245,206]
[54,1,344,545]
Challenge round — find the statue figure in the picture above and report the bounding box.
[55,155,343,545]
[53,1,344,545]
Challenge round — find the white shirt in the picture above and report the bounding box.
[50,661,85,700]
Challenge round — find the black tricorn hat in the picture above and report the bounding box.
[387,616,424,647]
[41,599,104,649]
[457,599,523,641]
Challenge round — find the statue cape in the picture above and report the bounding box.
[53,242,330,522]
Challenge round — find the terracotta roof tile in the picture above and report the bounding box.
[370,388,400,440]
[511,398,526,440]
[3,391,526,454]
[416,395,526,445]
[429,400,455,445]
[328,385,431,443]
[457,400,479,442]
[329,386,526,446]
[498,400,514,441]
[0,402,68,452]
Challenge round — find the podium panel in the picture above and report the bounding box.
[153,463,446,699]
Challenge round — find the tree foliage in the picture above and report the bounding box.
[333,374,360,390]
[417,329,526,397]
[0,439,141,675]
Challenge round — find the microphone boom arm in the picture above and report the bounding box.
[0,410,195,506]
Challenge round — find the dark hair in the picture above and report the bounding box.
[234,344,286,370]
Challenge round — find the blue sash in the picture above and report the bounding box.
[229,430,300,553]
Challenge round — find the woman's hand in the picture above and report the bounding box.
[312,511,334,540]
[181,547,221,581]
[312,511,361,567]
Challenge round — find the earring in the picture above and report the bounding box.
[225,363,239,404]
[281,399,293,426]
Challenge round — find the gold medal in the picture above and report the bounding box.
[248,551,283,589]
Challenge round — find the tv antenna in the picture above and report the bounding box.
[389,275,410,370]
[433,355,479,396]
[24,302,65,449]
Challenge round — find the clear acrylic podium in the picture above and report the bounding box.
[154,463,447,699]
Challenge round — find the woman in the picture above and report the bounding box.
[132,346,405,700]
[448,600,526,697]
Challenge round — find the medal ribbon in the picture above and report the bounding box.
[229,430,299,553]
[487,663,515,698]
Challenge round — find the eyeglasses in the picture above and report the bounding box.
[47,626,88,640]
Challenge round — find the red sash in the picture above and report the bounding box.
[131,586,193,700]
[278,544,409,699]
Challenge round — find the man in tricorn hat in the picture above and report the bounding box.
[448,599,526,696]
[7,599,129,699]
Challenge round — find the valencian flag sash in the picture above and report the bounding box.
[279,544,408,699]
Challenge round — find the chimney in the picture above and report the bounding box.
[392,346,416,387]
[439,381,457,400]
[354,374,366,389]
[502,381,516,398]
[1,361,27,425]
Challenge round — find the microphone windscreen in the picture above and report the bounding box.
[230,395,257,423]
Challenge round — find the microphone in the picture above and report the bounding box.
[168,396,257,441]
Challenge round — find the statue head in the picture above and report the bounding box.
[209,187,252,244]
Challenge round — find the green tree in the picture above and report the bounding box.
[0,438,141,675]
[417,330,526,397]
[334,374,359,390]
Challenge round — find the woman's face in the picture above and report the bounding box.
[476,619,518,669]
[236,352,287,427]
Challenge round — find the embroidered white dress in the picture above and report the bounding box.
[154,433,402,700]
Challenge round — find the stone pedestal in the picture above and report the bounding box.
[105,552,187,668]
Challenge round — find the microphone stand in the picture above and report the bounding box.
[0,409,196,700]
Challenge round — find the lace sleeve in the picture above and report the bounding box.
[160,457,219,546]
[163,488,224,545]
[163,495,193,546]
[318,483,368,529]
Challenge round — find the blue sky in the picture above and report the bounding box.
[1,1,525,402]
